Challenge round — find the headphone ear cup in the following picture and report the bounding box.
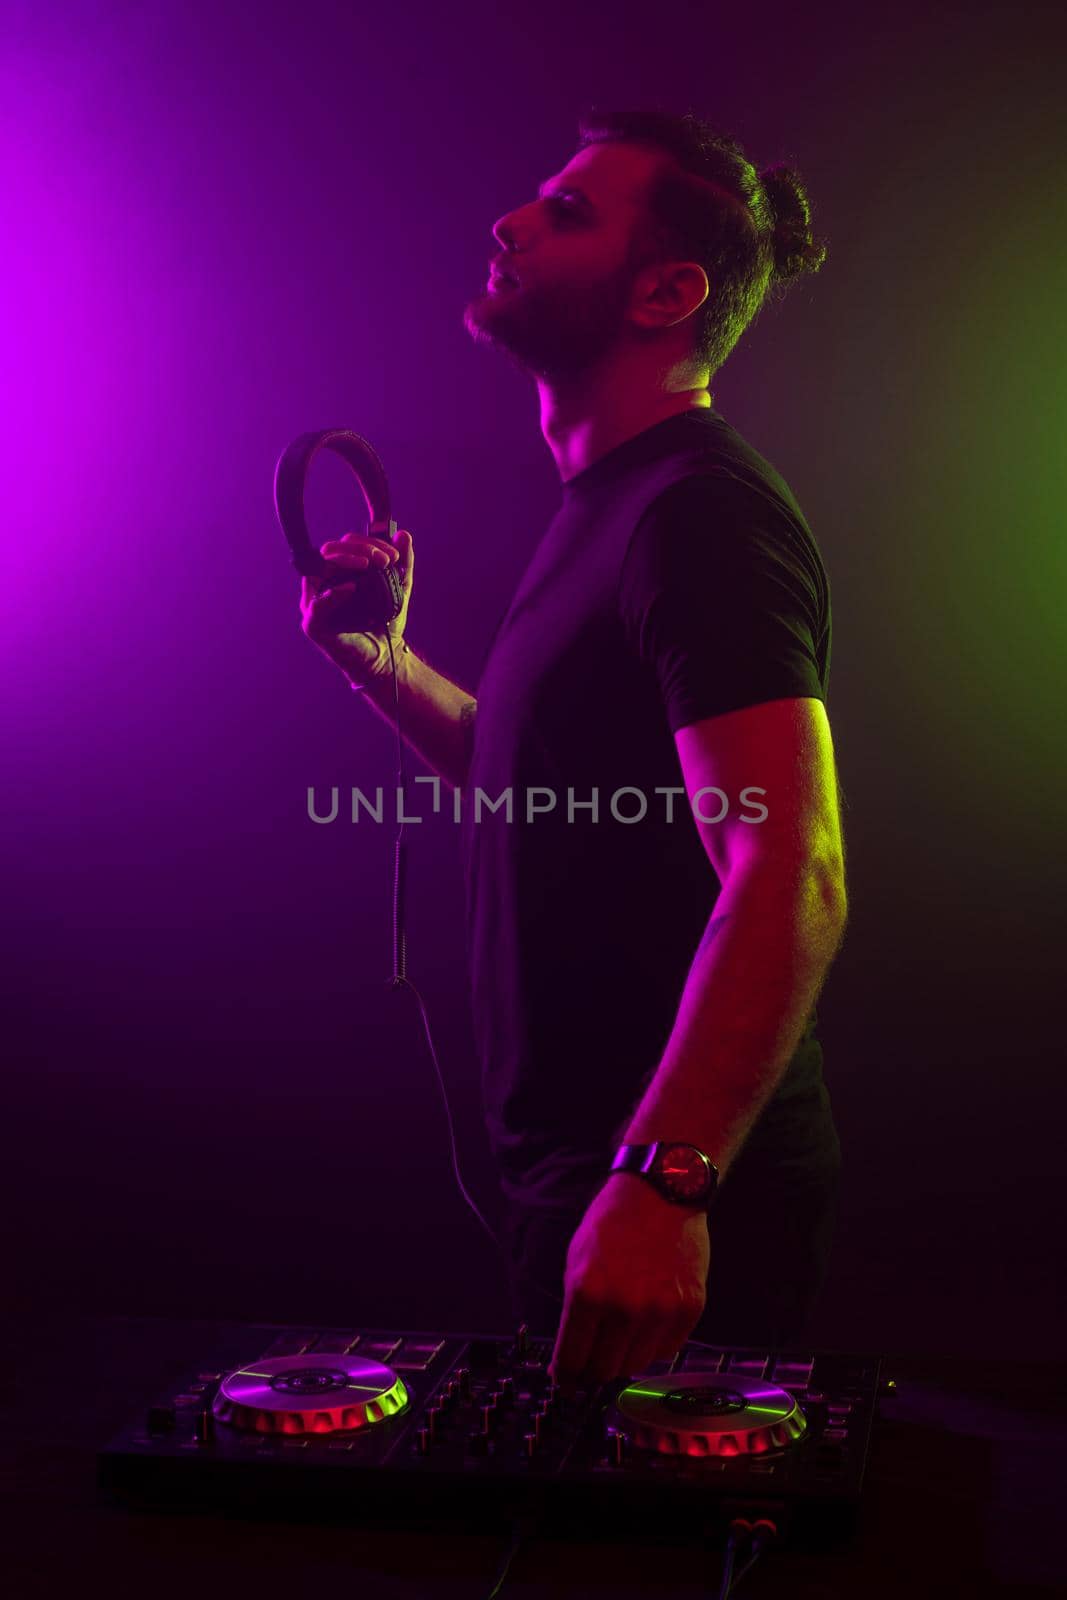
[381,560,404,618]
[327,564,403,632]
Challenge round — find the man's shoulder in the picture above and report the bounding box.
[645,413,813,534]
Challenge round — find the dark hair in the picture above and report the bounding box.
[576,108,828,376]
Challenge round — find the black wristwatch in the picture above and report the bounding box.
[610,1142,719,1211]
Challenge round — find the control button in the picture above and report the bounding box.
[516,1324,529,1358]
[823,1426,849,1441]
[193,1408,215,1443]
[313,1334,361,1354]
[326,1441,356,1452]
[773,1358,815,1386]
[262,1334,315,1357]
[480,1404,497,1435]
[523,1432,537,1459]
[361,1339,401,1362]
[416,1427,431,1455]
[725,1356,768,1377]
[196,1371,223,1383]
[394,1339,445,1371]
[606,1428,626,1466]
[426,1405,444,1439]
[682,1348,724,1372]
[456,1368,472,1399]
[496,1377,515,1404]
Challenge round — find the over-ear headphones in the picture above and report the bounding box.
[273,428,404,632]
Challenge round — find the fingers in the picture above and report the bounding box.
[618,1307,695,1382]
[548,1289,598,1397]
[551,1296,704,1394]
[615,1325,668,1384]
[320,547,373,572]
[319,530,405,572]
[583,1304,639,1387]
[551,1294,644,1392]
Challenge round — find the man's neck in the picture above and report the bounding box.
[537,353,713,484]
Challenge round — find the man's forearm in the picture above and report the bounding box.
[355,639,476,792]
[616,860,847,1182]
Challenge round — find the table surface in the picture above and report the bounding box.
[2,1313,1064,1599]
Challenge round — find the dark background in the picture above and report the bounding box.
[3,0,1064,1361]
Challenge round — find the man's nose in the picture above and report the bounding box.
[492,205,534,252]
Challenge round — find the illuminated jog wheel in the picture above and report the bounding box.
[212,1354,410,1435]
[610,1372,806,1458]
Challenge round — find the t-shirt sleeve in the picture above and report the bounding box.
[616,470,827,734]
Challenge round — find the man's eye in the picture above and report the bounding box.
[546,195,579,216]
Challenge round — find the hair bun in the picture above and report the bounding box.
[759,164,828,283]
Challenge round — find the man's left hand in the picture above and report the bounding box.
[548,1173,710,1393]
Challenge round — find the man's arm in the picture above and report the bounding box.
[356,638,476,793]
[613,695,848,1179]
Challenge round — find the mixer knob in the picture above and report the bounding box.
[497,1377,515,1404]
[426,1404,444,1438]
[515,1324,529,1358]
[480,1404,497,1435]
[457,1367,472,1399]
[533,1409,550,1443]
[523,1431,537,1458]
[605,1426,626,1466]
[416,1427,431,1454]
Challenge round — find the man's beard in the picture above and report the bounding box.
[463,264,637,380]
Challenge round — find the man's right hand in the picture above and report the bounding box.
[300,527,414,688]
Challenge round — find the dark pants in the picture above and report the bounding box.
[500,1086,841,1351]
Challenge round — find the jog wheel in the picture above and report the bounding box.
[610,1371,806,1458]
[212,1353,410,1435]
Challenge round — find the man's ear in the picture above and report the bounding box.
[631,261,710,331]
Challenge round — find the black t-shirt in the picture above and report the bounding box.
[462,408,833,1206]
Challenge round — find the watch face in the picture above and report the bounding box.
[656,1144,712,1200]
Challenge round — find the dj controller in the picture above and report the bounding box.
[98,1320,888,1545]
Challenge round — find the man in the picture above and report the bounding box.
[302,109,847,1394]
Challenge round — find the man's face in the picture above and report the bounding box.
[463,141,670,379]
